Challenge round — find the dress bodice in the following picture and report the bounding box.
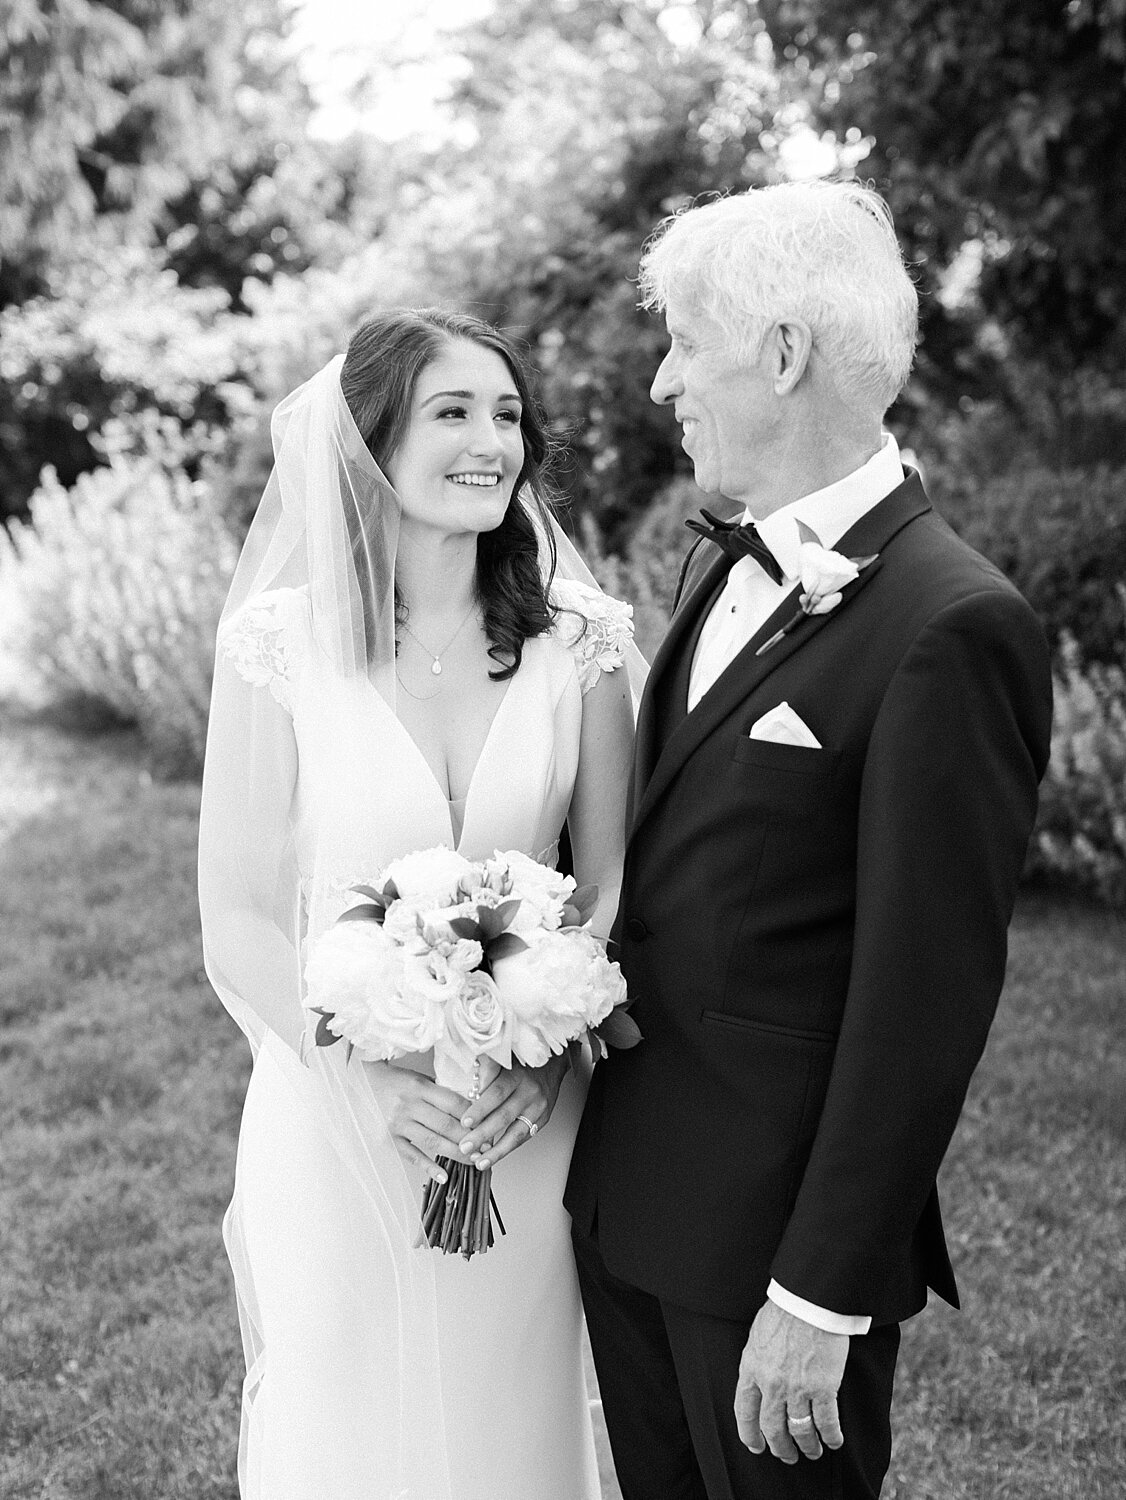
[220,579,633,936]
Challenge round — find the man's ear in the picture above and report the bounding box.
[769,320,813,394]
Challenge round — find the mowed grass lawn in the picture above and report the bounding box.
[1,706,1123,1499]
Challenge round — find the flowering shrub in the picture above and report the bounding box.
[1029,629,1126,907]
[0,456,237,775]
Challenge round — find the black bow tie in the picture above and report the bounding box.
[684,509,784,585]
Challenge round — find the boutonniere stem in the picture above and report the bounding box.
[755,521,878,657]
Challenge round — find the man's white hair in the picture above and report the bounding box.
[639,180,918,415]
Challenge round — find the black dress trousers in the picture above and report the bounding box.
[574,1226,900,1500]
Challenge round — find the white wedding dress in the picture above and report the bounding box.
[215,576,632,1500]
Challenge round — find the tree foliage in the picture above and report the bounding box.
[0,0,315,296]
[377,0,799,534]
[0,0,343,517]
[757,0,1126,392]
[6,0,1123,572]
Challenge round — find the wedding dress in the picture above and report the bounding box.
[213,574,633,1500]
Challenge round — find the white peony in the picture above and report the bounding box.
[380,847,475,904]
[382,898,432,950]
[492,927,626,1067]
[304,920,445,1061]
[487,849,576,934]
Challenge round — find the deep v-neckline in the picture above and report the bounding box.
[377,662,524,848]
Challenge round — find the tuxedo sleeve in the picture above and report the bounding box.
[768,588,1052,1314]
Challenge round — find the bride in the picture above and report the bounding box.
[198,308,643,1499]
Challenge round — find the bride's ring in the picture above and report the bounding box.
[516,1115,539,1137]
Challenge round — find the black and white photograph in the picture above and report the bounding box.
[1,2,1123,1497]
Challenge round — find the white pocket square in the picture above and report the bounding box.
[748,702,822,749]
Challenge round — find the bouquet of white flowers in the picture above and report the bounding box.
[303,846,638,1258]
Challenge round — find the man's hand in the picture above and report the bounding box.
[734,1301,849,1464]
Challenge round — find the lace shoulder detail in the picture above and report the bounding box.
[549,577,635,695]
[218,586,310,714]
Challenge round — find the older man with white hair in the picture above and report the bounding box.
[566,181,1052,1499]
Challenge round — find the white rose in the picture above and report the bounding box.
[303,920,444,1060]
[797,541,859,605]
[380,847,475,904]
[434,971,510,1093]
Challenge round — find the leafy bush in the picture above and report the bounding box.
[930,462,1126,666]
[1028,629,1126,908]
[0,456,236,775]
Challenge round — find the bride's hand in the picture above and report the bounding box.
[363,1061,470,1184]
[455,1055,569,1170]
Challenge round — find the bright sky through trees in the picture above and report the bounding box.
[289,0,492,140]
[287,0,835,172]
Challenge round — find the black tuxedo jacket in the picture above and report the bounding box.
[566,473,1053,1326]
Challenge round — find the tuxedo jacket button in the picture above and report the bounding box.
[624,917,649,941]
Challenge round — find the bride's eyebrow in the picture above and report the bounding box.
[420,389,522,406]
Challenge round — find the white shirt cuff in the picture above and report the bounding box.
[767,1280,872,1336]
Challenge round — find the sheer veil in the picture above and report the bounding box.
[198,352,645,1498]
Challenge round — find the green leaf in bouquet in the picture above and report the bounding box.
[350,884,386,904]
[477,899,522,939]
[448,916,484,941]
[337,903,386,925]
[310,1008,341,1048]
[349,878,399,910]
[487,931,529,962]
[596,1007,643,1050]
[566,884,600,926]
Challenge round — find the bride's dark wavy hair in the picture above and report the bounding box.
[340,308,560,681]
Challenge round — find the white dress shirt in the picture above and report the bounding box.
[687,435,905,713]
[686,436,905,1335]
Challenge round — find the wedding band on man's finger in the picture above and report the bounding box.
[786,1414,815,1430]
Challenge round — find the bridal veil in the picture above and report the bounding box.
[198,350,643,1498]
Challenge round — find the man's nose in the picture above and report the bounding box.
[650,351,680,406]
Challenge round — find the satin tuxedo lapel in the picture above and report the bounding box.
[630,547,731,810]
[629,471,932,844]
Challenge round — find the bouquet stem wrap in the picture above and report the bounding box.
[421,1057,505,1259]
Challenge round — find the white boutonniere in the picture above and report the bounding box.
[756,521,878,656]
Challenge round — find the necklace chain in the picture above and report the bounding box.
[394,667,441,702]
[399,602,478,677]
